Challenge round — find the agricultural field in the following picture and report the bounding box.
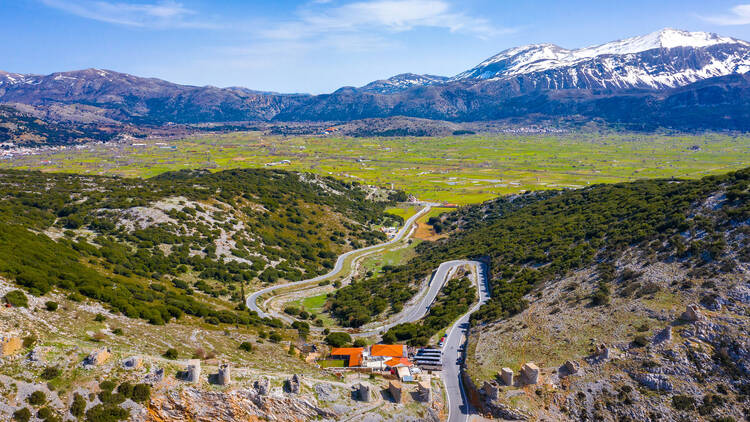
[3,131,749,204]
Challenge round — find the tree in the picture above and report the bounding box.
[131,384,151,403]
[70,393,86,417]
[325,332,352,347]
[13,408,31,422]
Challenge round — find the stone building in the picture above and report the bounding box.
[187,359,201,383]
[217,363,231,386]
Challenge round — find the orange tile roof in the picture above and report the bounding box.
[330,347,363,356]
[330,347,364,367]
[371,344,405,357]
[385,357,413,367]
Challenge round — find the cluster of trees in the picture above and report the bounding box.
[382,277,476,345]
[0,168,397,328]
[331,167,749,333]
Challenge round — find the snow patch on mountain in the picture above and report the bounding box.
[359,73,449,94]
[451,28,750,89]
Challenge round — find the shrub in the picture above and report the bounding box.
[40,366,60,380]
[162,348,178,359]
[85,403,129,422]
[99,380,117,392]
[4,290,28,307]
[22,335,36,349]
[70,393,86,417]
[353,339,367,347]
[239,342,253,352]
[44,301,58,311]
[12,408,31,422]
[112,328,123,335]
[94,314,107,322]
[325,332,352,347]
[672,394,695,410]
[117,382,134,398]
[632,335,649,348]
[268,332,282,343]
[27,390,46,406]
[131,384,151,403]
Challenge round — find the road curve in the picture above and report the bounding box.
[441,261,490,422]
[247,205,433,319]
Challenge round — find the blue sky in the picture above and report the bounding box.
[3,0,750,93]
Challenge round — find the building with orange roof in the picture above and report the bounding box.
[370,344,406,358]
[329,347,364,367]
[385,357,413,368]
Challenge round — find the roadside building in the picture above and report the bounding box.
[329,347,365,368]
[366,344,407,370]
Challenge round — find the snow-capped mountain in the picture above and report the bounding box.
[451,29,750,90]
[359,73,448,94]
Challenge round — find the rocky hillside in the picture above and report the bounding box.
[0,104,119,147]
[401,168,749,420]
[0,169,399,327]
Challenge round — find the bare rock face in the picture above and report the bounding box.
[150,387,336,422]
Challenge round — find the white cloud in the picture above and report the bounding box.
[259,0,508,41]
[702,4,750,25]
[39,0,217,28]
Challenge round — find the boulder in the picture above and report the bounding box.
[563,360,579,375]
[122,356,143,370]
[652,326,672,345]
[84,347,111,367]
[680,304,702,322]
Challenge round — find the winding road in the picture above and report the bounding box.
[247,205,432,319]
[245,205,491,422]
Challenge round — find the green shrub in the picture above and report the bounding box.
[40,367,60,380]
[162,348,178,359]
[99,380,116,392]
[70,393,86,417]
[239,342,253,352]
[27,390,46,406]
[131,384,151,403]
[44,301,58,311]
[4,290,28,307]
[632,335,649,348]
[325,332,352,347]
[117,382,133,398]
[22,335,36,349]
[268,332,282,343]
[12,408,31,422]
[112,328,123,335]
[671,394,695,411]
[94,314,107,322]
[353,339,367,347]
[84,403,129,422]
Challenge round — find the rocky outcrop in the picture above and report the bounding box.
[149,387,336,422]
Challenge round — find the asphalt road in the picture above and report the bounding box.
[246,204,432,319]
[441,261,490,422]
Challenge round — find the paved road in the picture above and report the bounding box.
[441,261,490,422]
[247,205,432,319]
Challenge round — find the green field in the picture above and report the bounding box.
[3,131,749,204]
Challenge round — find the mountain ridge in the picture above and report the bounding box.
[1,28,750,135]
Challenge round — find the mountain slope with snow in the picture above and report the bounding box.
[451,29,750,90]
[359,73,449,94]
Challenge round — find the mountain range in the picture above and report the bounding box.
[2,28,750,137]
